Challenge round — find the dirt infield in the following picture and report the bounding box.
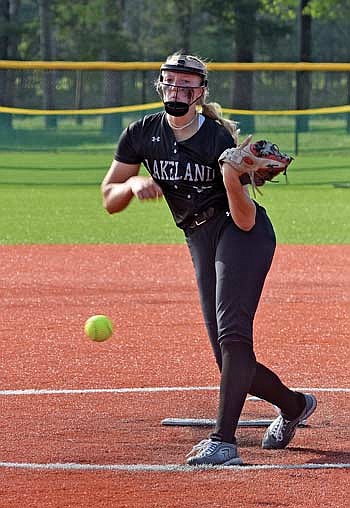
[0,244,349,507]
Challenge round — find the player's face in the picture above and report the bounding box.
[161,71,203,104]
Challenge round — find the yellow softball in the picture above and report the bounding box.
[84,315,113,342]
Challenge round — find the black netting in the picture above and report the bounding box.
[0,68,349,110]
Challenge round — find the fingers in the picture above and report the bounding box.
[238,134,253,149]
[138,188,163,200]
[145,181,163,200]
[131,176,163,201]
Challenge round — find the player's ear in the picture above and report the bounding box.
[155,74,164,97]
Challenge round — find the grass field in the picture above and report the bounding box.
[0,117,349,245]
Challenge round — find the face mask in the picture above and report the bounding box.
[159,82,204,117]
[163,100,189,117]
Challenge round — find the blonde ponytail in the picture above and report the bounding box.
[200,102,239,145]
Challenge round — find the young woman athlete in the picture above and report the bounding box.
[101,53,317,466]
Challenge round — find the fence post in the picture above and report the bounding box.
[294,115,299,155]
[347,73,350,134]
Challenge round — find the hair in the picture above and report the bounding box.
[158,52,240,144]
[200,100,240,145]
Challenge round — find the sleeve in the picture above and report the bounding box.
[216,126,236,156]
[114,120,144,164]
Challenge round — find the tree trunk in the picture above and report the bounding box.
[0,0,12,130]
[8,0,20,56]
[102,1,124,136]
[39,0,57,128]
[176,0,192,53]
[232,0,259,133]
[296,0,312,132]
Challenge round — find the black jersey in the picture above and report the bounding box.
[115,112,235,229]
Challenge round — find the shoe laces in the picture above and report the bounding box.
[186,439,218,458]
[270,415,291,442]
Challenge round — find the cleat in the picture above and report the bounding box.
[186,439,243,466]
[262,393,317,450]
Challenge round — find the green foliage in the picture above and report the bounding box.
[53,0,134,60]
[6,0,350,63]
[2,0,350,122]
[306,0,350,19]
[260,0,350,22]
[259,0,298,19]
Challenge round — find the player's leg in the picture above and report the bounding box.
[209,340,256,443]
[186,206,277,465]
[249,362,317,449]
[185,222,222,370]
[249,362,306,419]
[209,205,276,444]
[185,213,246,465]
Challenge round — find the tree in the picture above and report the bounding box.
[38,0,57,128]
[0,0,11,128]
[203,0,294,132]
[231,0,260,132]
[296,0,312,132]
[0,0,21,130]
[306,0,350,131]
[54,0,133,133]
[264,0,350,128]
[306,0,350,18]
[2,0,349,135]
[175,0,193,53]
[100,0,128,134]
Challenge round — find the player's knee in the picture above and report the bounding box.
[219,333,253,350]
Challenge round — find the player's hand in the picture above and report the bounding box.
[129,176,163,201]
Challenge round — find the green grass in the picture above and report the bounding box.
[0,185,183,244]
[0,152,350,244]
[258,186,349,244]
[0,131,349,244]
[0,151,110,185]
[1,182,348,244]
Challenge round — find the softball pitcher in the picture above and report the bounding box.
[101,52,317,466]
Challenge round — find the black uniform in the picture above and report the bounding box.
[115,112,232,229]
[115,112,304,443]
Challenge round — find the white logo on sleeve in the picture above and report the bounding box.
[152,136,160,142]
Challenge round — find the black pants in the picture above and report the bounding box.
[185,205,303,443]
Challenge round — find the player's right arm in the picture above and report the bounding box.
[101,160,163,214]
